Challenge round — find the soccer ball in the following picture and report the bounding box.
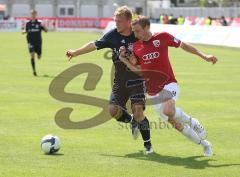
[41,135,60,154]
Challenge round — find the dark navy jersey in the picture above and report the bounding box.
[95,28,142,84]
[25,19,44,43]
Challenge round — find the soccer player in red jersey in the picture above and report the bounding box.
[119,16,218,157]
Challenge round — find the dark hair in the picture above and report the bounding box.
[131,15,150,28]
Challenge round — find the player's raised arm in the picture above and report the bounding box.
[180,42,218,64]
[66,42,97,61]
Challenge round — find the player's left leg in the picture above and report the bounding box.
[160,83,207,139]
[36,43,42,60]
[162,99,213,156]
[167,83,206,139]
[129,82,153,155]
[151,83,213,156]
[174,108,207,139]
[131,103,153,154]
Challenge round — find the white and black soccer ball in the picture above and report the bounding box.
[41,135,60,154]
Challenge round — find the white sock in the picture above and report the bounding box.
[181,125,201,144]
[174,107,191,124]
[200,139,209,147]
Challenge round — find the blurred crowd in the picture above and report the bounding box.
[2,12,240,27]
[151,14,240,27]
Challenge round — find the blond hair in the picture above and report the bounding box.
[114,6,132,20]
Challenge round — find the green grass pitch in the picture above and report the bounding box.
[0,31,240,177]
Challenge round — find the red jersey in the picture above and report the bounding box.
[133,32,181,95]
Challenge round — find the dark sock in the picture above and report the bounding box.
[31,58,36,72]
[138,117,151,146]
[117,110,132,123]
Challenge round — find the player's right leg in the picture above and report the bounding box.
[30,52,37,76]
[108,103,141,141]
[108,85,133,123]
[28,43,37,76]
[108,104,132,122]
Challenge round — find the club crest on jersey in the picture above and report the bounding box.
[153,40,160,47]
[121,39,125,44]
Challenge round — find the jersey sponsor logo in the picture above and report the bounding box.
[142,52,160,61]
[28,28,40,32]
[153,40,160,47]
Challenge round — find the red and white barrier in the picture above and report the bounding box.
[0,17,113,32]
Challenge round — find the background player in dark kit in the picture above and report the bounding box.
[22,9,48,76]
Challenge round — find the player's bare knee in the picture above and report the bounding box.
[168,118,183,132]
[174,123,184,132]
[108,105,121,119]
[132,104,144,122]
[163,107,175,118]
[133,111,144,122]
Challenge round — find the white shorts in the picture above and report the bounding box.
[148,82,180,121]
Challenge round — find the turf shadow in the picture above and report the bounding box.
[101,152,240,169]
[44,153,64,156]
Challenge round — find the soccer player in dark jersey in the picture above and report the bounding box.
[66,6,153,154]
[22,9,48,76]
[119,16,218,157]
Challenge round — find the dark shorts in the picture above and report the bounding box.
[109,79,146,110]
[28,42,42,56]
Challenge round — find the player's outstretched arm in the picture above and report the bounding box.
[66,42,97,61]
[180,42,218,64]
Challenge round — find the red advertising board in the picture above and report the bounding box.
[14,17,113,30]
